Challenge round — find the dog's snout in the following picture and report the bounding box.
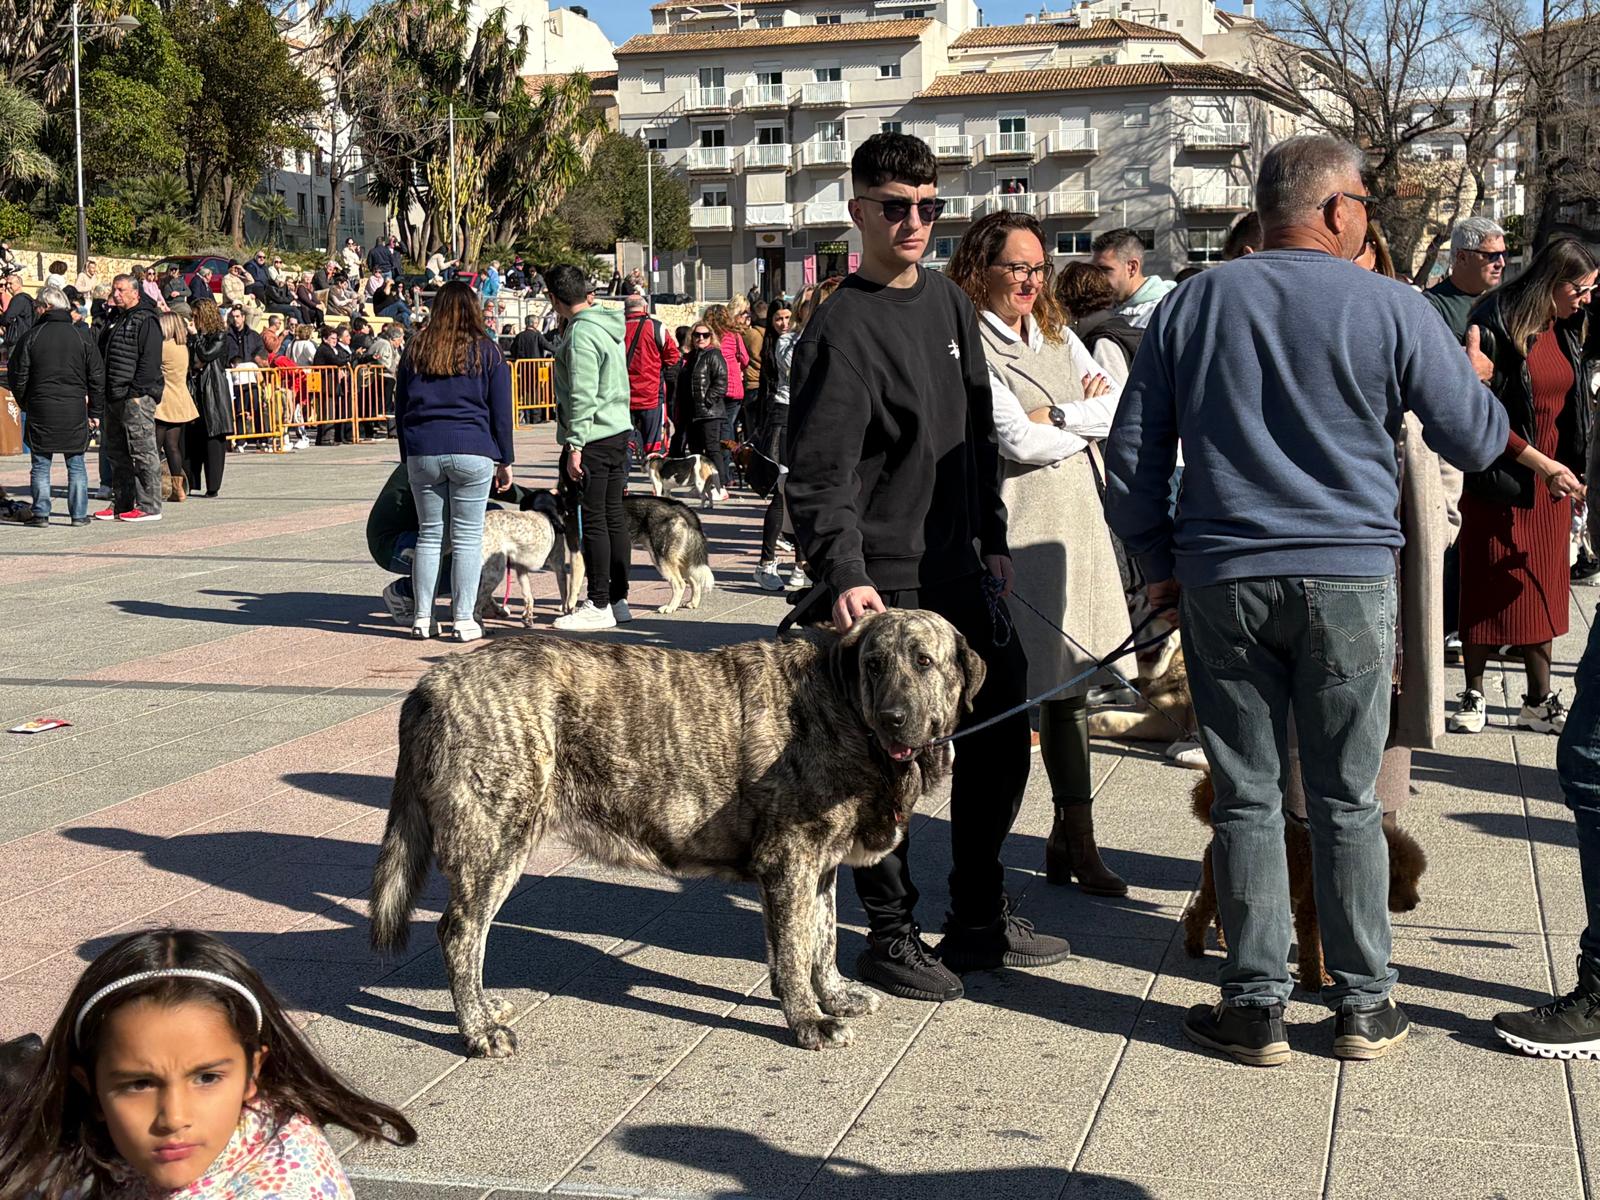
[879,707,907,731]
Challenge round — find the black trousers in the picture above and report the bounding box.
[760,415,787,562]
[848,572,1031,936]
[689,417,730,489]
[577,430,630,607]
[183,422,226,495]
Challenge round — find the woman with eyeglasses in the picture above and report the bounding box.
[1451,237,1597,735]
[682,322,731,494]
[946,209,1132,896]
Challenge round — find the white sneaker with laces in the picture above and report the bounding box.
[612,599,633,623]
[554,599,618,632]
[1449,689,1487,734]
[382,580,414,626]
[1520,692,1568,734]
[411,619,436,640]
[775,536,795,556]
[755,561,785,591]
[786,567,813,592]
[452,619,484,643]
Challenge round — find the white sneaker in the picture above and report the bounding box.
[612,599,634,623]
[1520,691,1568,734]
[553,599,617,632]
[382,580,414,626]
[775,536,795,556]
[452,619,484,643]
[785,566,813,592]
[755,561,786,591]
[411,619,436,640]
[1449,689,1487,733]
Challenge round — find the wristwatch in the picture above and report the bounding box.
[1047,406,1066,430]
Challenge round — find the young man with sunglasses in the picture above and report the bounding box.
[785,132,1071,1004]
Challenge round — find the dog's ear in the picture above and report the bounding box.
[829,613,878,694]
[952,629,985,714]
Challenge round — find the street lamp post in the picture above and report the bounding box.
[645,138,655,308]
[69,4,140,273]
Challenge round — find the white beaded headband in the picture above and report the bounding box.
[74,969,263,1044]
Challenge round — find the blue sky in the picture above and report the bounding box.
[571,1,1048,44]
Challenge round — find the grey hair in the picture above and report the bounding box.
[38,285,70,311]
[1255,135,1367,227]
[624,294,648,313]
[1452,215,1505,256]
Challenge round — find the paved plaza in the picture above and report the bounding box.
[2,430,1599,1199]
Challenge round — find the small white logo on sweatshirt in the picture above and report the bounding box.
[947,340,960,359]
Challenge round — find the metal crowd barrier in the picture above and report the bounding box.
[511,357,556,427]
[225,363,391,447]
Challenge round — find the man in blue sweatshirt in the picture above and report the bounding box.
[1104,135,1510,1066]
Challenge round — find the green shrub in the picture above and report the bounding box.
[57,197,136,250]
[0,199,32,241]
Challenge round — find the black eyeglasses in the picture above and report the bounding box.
[691,330,712,339]
[1320,190,1379,214]
[994,261,1053,283]
[1463,248,1508,263]
[855,195,946,224]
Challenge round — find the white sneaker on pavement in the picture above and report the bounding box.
[554,600,617,632]
[452,619,484,643]
[1449,689,1487,733]
[411,619,436,640]
[786,566,813,592]
[775,536,795,556]
[612,599,633,623]
[1519,691,1567,734]
[755,561,785,591]
[382,580,414,626]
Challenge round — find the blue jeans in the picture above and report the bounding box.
[386,531,451,604]
[1559,604,1600,971]
[1181,575,1397,1010]
[407,454,495,627]
[30,452,89,522]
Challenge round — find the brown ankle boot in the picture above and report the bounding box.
[1045,805,1128,896]
[172,475,187,502]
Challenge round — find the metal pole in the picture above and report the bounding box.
[448,101,457,263]
[72,0,87,273]
[645,138,656,310]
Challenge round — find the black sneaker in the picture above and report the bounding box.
[1574,552,1600,585]
[1494,957,1600,1059]
[855,928,964,1002]
[25,515,49,527]
[1333,998,1411,1060]
[937,907,1071,973]
[1183,1000,1291,1067]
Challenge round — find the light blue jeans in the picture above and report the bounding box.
[406,454,495,627]
[31,452,89,523]
[1181,575,1397,1011]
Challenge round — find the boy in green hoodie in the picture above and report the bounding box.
[548,263,633,631]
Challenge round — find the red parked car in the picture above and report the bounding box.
[150,254,231,295]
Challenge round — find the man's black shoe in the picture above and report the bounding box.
[855,929,964,1002]
[1183,1000,1290,1067]
[937,907,1071,973]
[1494,956,1600,1060]
[25,515,48,527]
[1333,998,1411,1060]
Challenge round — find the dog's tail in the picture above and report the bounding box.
[691,561,716,599]
[370,690,437,953]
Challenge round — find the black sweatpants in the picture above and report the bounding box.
[759,414,787,562]
[577,430,631,607]
[689,418,730,490]
[846,571,1031,935]
[184,422,226,496]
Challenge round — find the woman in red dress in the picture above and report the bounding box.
[1453,239,1597,734]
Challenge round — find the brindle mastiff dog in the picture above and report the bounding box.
[370,609,981,1054]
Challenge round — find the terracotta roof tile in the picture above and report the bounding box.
[618,18,932,55]
[950,18,1181,48]
[522,70,618,95]
[915,61,1287,99]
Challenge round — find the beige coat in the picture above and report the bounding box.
[155,341,199,425]
[980,318,1132,698]
[1393,413,1461,750]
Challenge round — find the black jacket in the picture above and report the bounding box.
[98,295,165,404]
[187,331,234,438]
[188,274,212,306]
[224,324,265,366]
[12,309,105,454]
[1074,308,1144,373]
[683,347,727,422]
[1465,292,1590,508]
[313,342,348,367]
[510,329,552,360]
[1,290,35,345]
[244,259,270,287]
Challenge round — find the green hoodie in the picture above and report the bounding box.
[555,304,631,449]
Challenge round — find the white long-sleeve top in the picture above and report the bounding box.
[981,310,1121,467]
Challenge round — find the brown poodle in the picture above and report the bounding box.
[1182,774,1427,990]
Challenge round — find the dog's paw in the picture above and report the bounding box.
[522,616,536,629]
[819,984,881,1018]
[487,996,516,1024]
[464,1024,518,1058]
[491,602,513,620]
[656,603,680,615]
[792,1016,855,1050]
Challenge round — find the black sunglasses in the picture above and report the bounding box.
[691,330,712,339]
[855,195,946,224]
[1320,190,1378,214]
[1463,248,1508,263]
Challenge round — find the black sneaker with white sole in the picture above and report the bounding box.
[1183,1000,1290,1067]
[1333,998,1411,1060]
[1494,957,1600,1060]
[855,928,964,1002]
[937,906,1071,973]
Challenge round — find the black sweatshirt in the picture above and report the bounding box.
[786,267,1008,595]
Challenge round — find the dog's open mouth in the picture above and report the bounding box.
[879,737,919,763]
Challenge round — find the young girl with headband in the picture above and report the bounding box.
[0,928,416,1198]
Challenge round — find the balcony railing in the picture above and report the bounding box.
[798,80,851,106]
[796,139,851,168]
[935,195,977,221]
[746,202,794,230]
[689,205,734,230]
[801,199,850,226]
[743,142,792,170]
[1040,189,1099,216]
[1183,122,1249,149]
[686,86,731,112]
[1181,185,1252,211]
[932,135,975,163]
[686,145,733,173]
[742,83,789,108]
[985,131,1035,158]
[1045,127,1099,155]
[986,192,1035,215]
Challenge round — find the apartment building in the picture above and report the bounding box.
[618,0,1301,299]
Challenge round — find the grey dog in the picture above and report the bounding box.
[369,609,982,1054]
[564,495,716,615]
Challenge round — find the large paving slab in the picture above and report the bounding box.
[2,434,1598,1199]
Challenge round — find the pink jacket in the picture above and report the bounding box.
[719,330,748,401]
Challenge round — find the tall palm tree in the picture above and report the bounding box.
[246,191,293,246]
[0,80,57,189]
